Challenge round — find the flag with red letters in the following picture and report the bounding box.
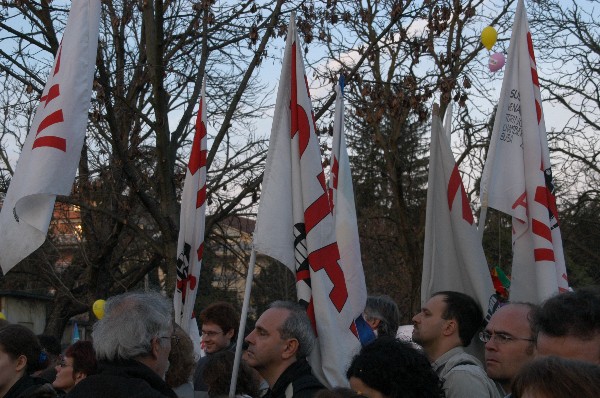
[253,16,361,388]
[0,0,101,274]
[479,0,569,303]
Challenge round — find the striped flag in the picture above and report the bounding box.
[0,0,101,273]
[253,16,361,388]
[174,79,208,339]
[479,0,569,303]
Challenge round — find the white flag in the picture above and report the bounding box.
[479,0,569,303]
[253,17,360,388]
[174,80,208,338]
[328,77,370,344]
[422,105,495,316]
[0,0,101,274]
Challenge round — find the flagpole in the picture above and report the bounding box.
[478,205,488,239]
[229,247,257,398]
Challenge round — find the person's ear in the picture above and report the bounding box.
[74,371,87,383]
[281,339,299,360]
[225,328,235,341]
[442,319,457,337]
[150,337,161,359]
[15,355,27,372]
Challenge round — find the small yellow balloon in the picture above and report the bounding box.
[481,26,498,50]
[92,299,106,319]
[0,312,6,320]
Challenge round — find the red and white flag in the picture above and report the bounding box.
[422,105,495,315]
[328,77,369,343]
[0,0,101,274]
[479,0,569,303]
[253,17,360,388]
[174,80,208,340]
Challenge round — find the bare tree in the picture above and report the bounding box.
[0,0,289,335]
[0,0,403,336]
[311,0,515,318]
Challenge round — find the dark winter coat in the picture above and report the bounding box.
[66,360,176,398]
[3,374,57,398]
[263,359,324,398]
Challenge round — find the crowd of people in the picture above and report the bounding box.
[0,286,598,398]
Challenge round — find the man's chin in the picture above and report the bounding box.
[243,355,257,368]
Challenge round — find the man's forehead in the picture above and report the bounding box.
[202,321,222,331]
[490,305,531,325]
[425,295,447,310]
[257,307,288,329]
[536,333,600,364]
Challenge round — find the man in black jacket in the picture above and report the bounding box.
[67,291,177,398]
[244,301,324,398]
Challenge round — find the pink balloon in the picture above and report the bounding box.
[489,53,506,72]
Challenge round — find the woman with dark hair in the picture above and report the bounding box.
[52,341,97,394]
[203,350,261,398]
[512,356,600,398]
[165,324,196,398]
[346,336,443,398]
[0,324,56,398]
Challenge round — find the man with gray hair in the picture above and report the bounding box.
[244,301,324,398]
[67,291,177,398]
[363,294,401,338]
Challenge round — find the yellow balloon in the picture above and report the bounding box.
[0,312,6,320]
[481,26,498,50]
[92,299,106,319]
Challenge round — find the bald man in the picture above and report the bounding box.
[482,303,537,396]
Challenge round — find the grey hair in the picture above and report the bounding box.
[269,301,315,359]
[92,291,173,361]
[364,295,401,337]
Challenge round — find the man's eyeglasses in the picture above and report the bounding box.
[159,335,180,346]
[201,330,224,338]
[479,331,534,344]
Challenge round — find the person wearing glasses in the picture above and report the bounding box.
[193,301,239,394]
[67,291,177,398]
[481,303,537,397]
[52,341,97,395]
[412,291,500,398]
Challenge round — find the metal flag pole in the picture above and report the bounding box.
[229,247,257,398]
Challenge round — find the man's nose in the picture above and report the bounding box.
[245,330,256,344]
